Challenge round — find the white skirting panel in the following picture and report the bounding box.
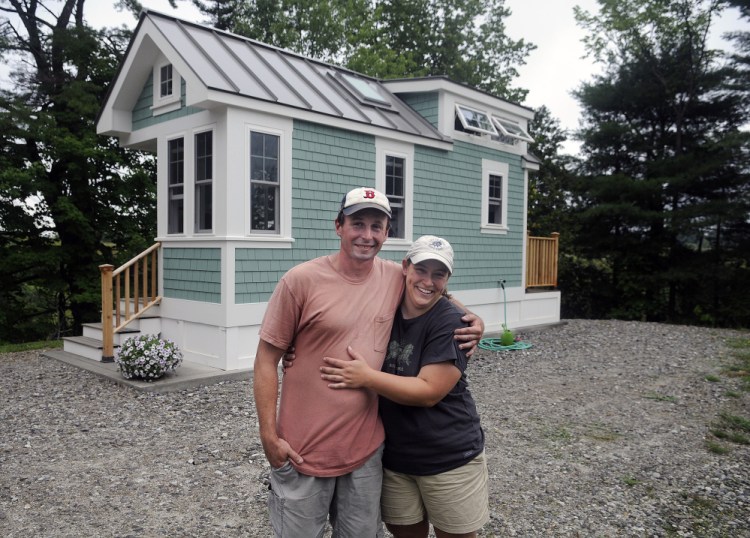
[157,287,560,371]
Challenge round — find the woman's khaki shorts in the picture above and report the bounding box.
[380,451,490,534]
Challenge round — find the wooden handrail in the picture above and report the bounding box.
[526,232,559,288]
[99,242,162,361]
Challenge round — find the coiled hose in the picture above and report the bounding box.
[478,339,533,351]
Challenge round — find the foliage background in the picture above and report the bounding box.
[0,0,747,344]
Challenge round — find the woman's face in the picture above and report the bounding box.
[401,259,450,318]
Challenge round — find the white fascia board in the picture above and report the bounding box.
[97,17,208,137]
[199,89,454,151]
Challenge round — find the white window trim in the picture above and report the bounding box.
[376,139,414,249]
[481,159,509,234]
[245,122,292,241]
[193,127,214,234]
[152,61,182,116]
[455,103,498,136]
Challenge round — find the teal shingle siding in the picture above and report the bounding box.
[163,248,221,303]
[398,93,440,128]
[411,140,525,290]
[235,120,386,303]
[235,122,526,302]
[132,75,203,130]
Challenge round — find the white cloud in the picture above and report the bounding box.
[504,0,747,155]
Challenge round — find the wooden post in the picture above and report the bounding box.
[551,232,560,287]
[100,264,115,362]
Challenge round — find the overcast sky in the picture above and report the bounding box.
[5,0,748,155]
[89,0,748,154]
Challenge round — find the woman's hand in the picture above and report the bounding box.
[320,346,373,389]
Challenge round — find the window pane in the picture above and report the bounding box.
[168,137,184,234]
[264,135,279,159]
[196,183,212,232]
[389,206,404,239]
[488,201,501,224]
[196,131,212,182]
[489,174,502,199]
[168,138,184,185]
[168,196,183,234]
[385,155,404,197]
[160,64,173,97]
[251,132,264,155]
[251,183,278,231]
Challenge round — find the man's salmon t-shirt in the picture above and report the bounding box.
[259,255,404,477]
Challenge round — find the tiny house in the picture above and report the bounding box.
[65,10,560,370]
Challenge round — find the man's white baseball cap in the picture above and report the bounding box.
[340,187,391,218]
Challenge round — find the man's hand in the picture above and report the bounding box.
[454,312,484,358]
[261,435,304,469]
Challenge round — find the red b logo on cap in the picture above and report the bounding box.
[364,189,375,199]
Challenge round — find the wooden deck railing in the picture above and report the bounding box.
[526,232,559,288]
[99,243,162,361]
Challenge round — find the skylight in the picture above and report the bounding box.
[493,117,534,143]
[340,73,390,106]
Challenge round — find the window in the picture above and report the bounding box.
[160,64,174,98]
[153,61,181,115]
[493,116,534,143]
[455,104,498,136]
[376,141,413,245]
[488,174,503,224]
[250,131,280,232]
[168,138,184,234]
[385,155,405,238]
[195,131,213,232]
[481,159,509,233]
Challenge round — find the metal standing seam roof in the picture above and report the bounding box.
[144,10,450,144]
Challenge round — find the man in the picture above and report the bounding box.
[253,187,484,537]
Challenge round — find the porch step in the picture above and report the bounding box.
[65,316,163,363]
[63,335,118,362]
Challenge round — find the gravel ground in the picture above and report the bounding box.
[1,319,749,537]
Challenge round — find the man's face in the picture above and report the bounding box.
[336,209,389,263]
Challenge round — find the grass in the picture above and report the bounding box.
[705,336,750,455]
[543,425,572,442]
[621,475,641,487]
[0,339,63,353]
[584,423,621,442]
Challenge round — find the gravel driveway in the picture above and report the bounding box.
[1,319,749,537]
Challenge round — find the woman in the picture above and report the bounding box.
[320,235,489,538]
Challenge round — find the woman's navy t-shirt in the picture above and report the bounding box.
[380,297,484,475]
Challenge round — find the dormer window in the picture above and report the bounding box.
[160,64,174,97]
[455,104,498,136]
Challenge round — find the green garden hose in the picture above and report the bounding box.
[478,338,533,351]
[478,280,533,351]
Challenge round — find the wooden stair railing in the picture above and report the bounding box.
[99,243,162,361]
[526,232,559,288]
